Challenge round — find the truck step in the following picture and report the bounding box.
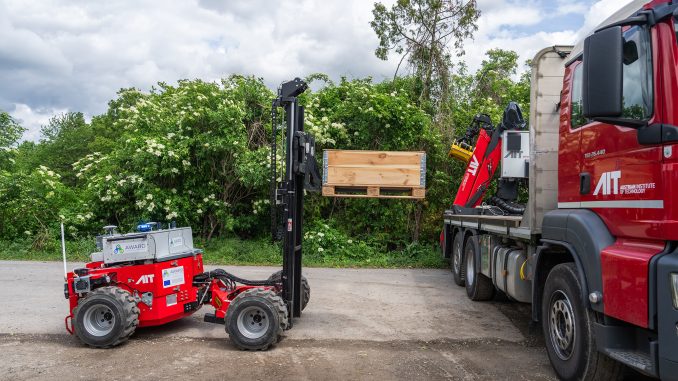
[603,349,656,376]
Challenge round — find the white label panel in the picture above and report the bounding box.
[162,266,185,288]
[170,237,184,248]
[113,240,147,255]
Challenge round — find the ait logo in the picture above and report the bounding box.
[593,170,621,196]
[113,244,124,255]
[467,155,480,176]
[136,274,155,284]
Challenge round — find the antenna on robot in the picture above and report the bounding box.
[61,223,68,280]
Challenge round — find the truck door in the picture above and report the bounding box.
[557,61,583,206]
[577,24,664,240]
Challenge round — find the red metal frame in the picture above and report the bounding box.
[453,129,502,207]
[65,252,281,336]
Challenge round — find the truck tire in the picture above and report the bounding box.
[542,263,624,381]
[72,286,139,348]
[464,235,495,301]
[226,288,289,350]
[451,231,465,286]
[267,270,310,311]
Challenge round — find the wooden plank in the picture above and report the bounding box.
[327,193,425,200]
[412,188,426,198]
[322,186,335,196]
[322,185,425,199]
[325,166,421,187]
[326,150,423,166]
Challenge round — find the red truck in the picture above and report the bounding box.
[442,0,678,379]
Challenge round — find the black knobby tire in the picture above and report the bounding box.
[72,286,140,348]
[541,263,624,381]
[225,288,289,350]
[267,270,310,311]
[451,231,465,287]
[464,235,495,301]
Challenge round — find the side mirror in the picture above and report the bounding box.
[582,26,623,118]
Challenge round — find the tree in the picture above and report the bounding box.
[371,0,480,106]
[0,111,25,148]
[21,112,94,185]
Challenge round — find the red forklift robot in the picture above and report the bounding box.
[64,78,319,350]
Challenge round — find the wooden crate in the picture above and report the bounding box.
[322,150,426,199]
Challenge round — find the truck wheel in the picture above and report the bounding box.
[267,270,310,311]
[464,235,495,301]
[451,231,465,286]
[73,286,139,348]
[226,288,289,350]
[542,263,624,381]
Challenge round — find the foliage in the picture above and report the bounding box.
[0,164,80,239]
[446,49,531,138]
[371,0,481,106]
[0,49,530,266]
[0,111,25,170]
[0,111,25,149]
[70,76,275,239]
[301,77,451,244]
[0,236,445,268]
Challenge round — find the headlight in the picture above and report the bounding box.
[672,273,678,309]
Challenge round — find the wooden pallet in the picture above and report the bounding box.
[322,185,425,199]
[322,150,426,199]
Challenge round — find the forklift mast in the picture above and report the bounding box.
[271,78,321,323]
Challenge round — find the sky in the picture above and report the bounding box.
[0,0,630,141]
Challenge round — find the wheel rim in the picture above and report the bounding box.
[549,290,576,360]
[236,306,270,339]
[83,304,115,337]
[465,247,475,286]
[453,239,462,274]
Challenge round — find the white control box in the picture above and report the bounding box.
[101,227,195,264]
[501,131,530,178]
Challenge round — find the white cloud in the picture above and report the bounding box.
[457,0,634,74]
[10,103,67,142]
[0,0,641,141]
[576,0,636,40]
[0,0,399,141]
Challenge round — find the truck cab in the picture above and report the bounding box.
[443,0,678,379]
[548,0,678,378]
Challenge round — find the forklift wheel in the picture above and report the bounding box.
[225,288,289,350]
[72,286,140,348]
[267,270,310,311]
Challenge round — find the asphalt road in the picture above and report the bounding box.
[0,260,555,380]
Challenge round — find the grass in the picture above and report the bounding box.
[0,237,447,269]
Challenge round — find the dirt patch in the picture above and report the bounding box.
[0,334,555,381]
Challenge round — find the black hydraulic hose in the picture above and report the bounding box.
[200,269,278,287]
[488,196,526,215]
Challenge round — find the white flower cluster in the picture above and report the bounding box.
[251,198,270,214]
[73,152,106,178]
[36,165,61,179]
[304,98,348,146]
[145,139,165,157]
[35,165,62,190]
[75,212,94,222]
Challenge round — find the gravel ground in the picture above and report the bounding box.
[0,260,556,380]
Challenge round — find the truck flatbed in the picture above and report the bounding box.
[443,210,531,240]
